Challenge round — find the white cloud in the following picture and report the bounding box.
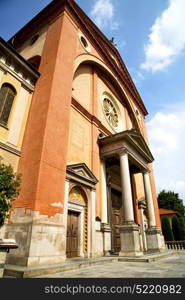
[147,104,185,203]
[90,0,119,30]
[141,0,185,72]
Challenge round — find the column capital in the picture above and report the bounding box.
[142,168,151,175]
[118,148,128,157]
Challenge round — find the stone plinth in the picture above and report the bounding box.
[146,227,166,253]
[119,224,143,256]
[0,251,6,277]
[101,223,112,256]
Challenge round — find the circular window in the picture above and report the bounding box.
[80,36,88,48]
[102,97,119,131]
[79,32,91,52]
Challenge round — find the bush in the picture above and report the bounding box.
[172,216,181,241]
[161,216,174,241]
[179,217,185,240]
[0,162,21,228]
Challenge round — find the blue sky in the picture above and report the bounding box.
[0,0,185,202]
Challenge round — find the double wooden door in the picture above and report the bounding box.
[111,189,122,253]
[66,211,79,258]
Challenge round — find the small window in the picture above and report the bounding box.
[79,32,91,52]
[0,83,16,126]
[80,36,88,48]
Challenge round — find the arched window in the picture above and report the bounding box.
[0,83,16,126]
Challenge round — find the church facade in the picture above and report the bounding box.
[2,0,165,267]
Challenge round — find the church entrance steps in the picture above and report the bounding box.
[118,250,179,263]
[4,251,179,278]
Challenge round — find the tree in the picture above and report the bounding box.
[172,216,181,241]
[161,216,174,241]
[158,190,185,216]
[179,217,185,240]
[158,190,185,241]
[0,161,21,228]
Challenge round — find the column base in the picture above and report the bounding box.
[101,223,112,256]
[0,251,6,278]
[146,227,166,253]
[119,223,143,257]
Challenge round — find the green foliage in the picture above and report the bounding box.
[158,190,185,241]
[172,215,181,240]
[179,217,185,240]
[161,216,174,241]
[158,190,185,216]
[0,161,21,228]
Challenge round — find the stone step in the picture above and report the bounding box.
[4,257,118,278]
[4,251,180,278]
[118,250,179,263]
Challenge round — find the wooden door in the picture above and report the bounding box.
[111,189,122,253]
[66,211,79,258]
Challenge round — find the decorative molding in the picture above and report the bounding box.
[0,141,21,156]
[67,163,98,188]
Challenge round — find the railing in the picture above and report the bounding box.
[165,241,185,250]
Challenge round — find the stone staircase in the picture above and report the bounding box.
[4,250,179,278]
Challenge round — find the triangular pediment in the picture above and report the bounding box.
[126,129,154,161]
[99,129,154,163]
[67,163,98,185]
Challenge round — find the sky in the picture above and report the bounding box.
[0,0,185,202]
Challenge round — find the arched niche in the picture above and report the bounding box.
[73,55,142,133]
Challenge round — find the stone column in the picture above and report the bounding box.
[100,161,111,255]
[100,160,108,224]
[143,171,156,228]
[119,151,134,224]
[138,200,147,252]
[142,171,165,252]
[119,151,142,256]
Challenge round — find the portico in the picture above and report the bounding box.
[99,129,165,256]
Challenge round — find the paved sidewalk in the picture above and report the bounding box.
[39,253,185,278]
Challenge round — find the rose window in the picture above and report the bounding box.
[103,98,119,130]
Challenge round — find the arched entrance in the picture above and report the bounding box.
[66,186,88,258]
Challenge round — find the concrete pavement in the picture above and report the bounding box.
[39,253,185,278]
